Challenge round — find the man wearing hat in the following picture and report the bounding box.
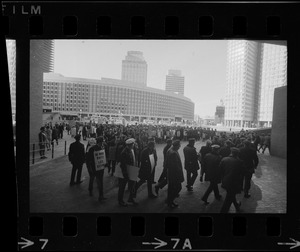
[133,140,158,199]
[183,138,200,191]
[239,140,259,198]
[86,136,108,201]
[165,140,184,208]
[154,139,173,195]
[68,134,85,186]
[220,147,245,213]
[201,144,222,204]
[118,138,138,206]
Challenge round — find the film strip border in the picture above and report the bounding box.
[19,214,299,250]
[4,1,299,251]
[1,2,297,39]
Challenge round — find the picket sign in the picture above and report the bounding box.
[94,149,106,171]
[114,163,139,181]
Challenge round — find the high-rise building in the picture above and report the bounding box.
[214,101,225,125]
[224,40,286,128]
[121,51,147,86]
[6,40,16,121]
[30,40,54,144]
[165,69,185,95]
[258,42,287,127]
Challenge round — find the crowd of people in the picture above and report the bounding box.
[66,122,270,213]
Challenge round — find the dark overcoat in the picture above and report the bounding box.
[165,148,184,184]
[68,141,85,165]
[239,146,259,173]
[202,152,222,183]
[220,156,245,193]
[183,144,200,172]
[138,147,157,180]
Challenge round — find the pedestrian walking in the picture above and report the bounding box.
[118,138,138,206]
[133,140,158,199]
[45,126,52,151]
[51,126,59,145]
[165,140,184,208]
[154,139,172,195]
[262,133,271,154]
[86,136,108,202]
[85,137,96,196]
[38,127,47,159]
[183,138,200,191]
[239,140,259,198]
[257,133,265,153]
[68,134,85,186]
[201,145,222,205]
[107,137,117,176]
[198,140,212,182]
[219,147,245,213]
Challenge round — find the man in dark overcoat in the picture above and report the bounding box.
[239,140,259,198]
[118,138,138,206]
[133,141,158,199]
[198,140,212,182]
[219,140,232,158]
[183,138,200,191]
[220,147,245,213]
[154,139,172,195]
[165,140,184,208]
[201,145,222,204]
[68,134,85,186]
[86,136,108,202]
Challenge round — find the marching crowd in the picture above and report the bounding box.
[66,122,270,213]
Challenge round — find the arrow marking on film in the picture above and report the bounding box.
[278,238,300,250]
[142,237,168,249]
[18,237,34,249]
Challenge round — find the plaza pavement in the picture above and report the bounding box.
[29,135,286,214]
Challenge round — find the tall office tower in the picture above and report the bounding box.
[224,40,262,128]
[258,42,287,127]
[30,40,54,144]
[165,69,185,95]
[121,51,147,86]
[6,40,16,121]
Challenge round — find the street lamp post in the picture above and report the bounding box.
[79,109,82,122]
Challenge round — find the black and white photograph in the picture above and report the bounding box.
[9,39,287,214]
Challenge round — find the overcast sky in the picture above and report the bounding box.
[54,40,228,118]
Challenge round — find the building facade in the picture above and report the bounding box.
[258,42,287,127]
[214,105,225,125]
[43,73,194,123]
[6,40,16,121]
[165,69,185,95]
[224,40,287,128]
[30,40,54,144]
[121,51,147,86]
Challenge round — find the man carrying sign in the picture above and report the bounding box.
[117,138,138,207]
[86,136,108,202]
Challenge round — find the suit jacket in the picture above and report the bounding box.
[138,147,157,180]
[220,156,245,193]
[183,144,200,171]
[202,152,222,183]
[165,148,184,184]
[120,147,136,176]
[68,141,85,165]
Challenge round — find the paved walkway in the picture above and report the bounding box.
[30,140,286,213]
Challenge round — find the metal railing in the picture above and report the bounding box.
[30,140,67,165]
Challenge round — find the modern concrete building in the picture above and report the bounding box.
[224,40,287,128]
[165,69,185,95]
[258,42,287,127]
[270,86,286,159]
[214,104,225,125]
[121,51,147,86]
[30,40,54,144]
[6,40,16,122]
[43,73,195,123]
